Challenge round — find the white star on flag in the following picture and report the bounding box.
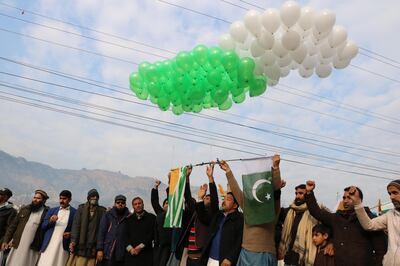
[265,193,271,200]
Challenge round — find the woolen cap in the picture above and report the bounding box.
[87,189,99,199]
[114,195,126,202]
[0,188,12,198]
[35,189,49,200]
[387,179,400,190]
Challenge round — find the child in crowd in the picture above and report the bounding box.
[312,224,335,266]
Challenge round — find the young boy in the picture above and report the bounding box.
[312,224,335,266]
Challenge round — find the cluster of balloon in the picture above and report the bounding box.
[129,45,267,115]
[219,0,358,86]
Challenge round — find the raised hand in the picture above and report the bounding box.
[197,183,208,200]
[348,186,362,205]
[219,160,231,173]
[306,180,316,192]
[186,165,193,177]
[279,179,287,189]
[154,180,161,189]
[272,154,280,169]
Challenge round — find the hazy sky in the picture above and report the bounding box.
[0,0,399,210]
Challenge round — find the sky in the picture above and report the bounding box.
[0,0,399,210]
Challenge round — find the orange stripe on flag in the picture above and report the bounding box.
[169,168,180,195]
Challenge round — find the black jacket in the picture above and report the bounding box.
[0,202,17,243]
[305,191,387,266]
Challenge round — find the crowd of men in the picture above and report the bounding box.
[0,155,399,266]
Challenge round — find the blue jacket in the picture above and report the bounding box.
[96,207,131,261]
[40,206,77,252]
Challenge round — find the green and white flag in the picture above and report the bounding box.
[242,157,275,225]
[164,166,187,228]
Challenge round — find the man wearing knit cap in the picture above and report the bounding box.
[349,180,400,266]
[2,189,49,266]
[68,189,106,266]
[96,194,130,266]
[0,188,16,266]
[37,190,76,266]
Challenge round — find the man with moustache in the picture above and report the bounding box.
[277,184,319,266]
[2,189,49,266]
[37,190,76,266]
[96,195,131,266]
[305,180,387,266]
[68,189,106,266]
[349,180,400,266]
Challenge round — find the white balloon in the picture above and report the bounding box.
[230,21,248,43]
[338,40,358,60]
[328,25,347,48]
[302,54,317,69]
[312,28,330,43]
[291,24,307,39]
[268,79,279,86]
[280,66,291,77]
[265,63,281,81]
[314,9,336,34]
[261,9,281,33]
[290,61,299,70]
[281,30,301,51]
[319,39,336,58]
[260,50,276,66]
[298,7,315,30]
[277,54,292,67]
[272,40,288,58]
[250,40,265,57]
[315,63,332,78]
[244,10,262,37]
[318,53,332,64]
[333,56,350,69]
[219,34,236,50]
[280,1,301,28]
[254,58,264,75]
[305,40,318,56]
[257,29,275,50]
[298,66,313,78]
[290,44,307,64]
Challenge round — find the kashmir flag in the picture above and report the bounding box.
[164,166,187,228]
[242,157,275,225]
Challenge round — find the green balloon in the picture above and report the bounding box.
[193,45,208,66]
[138,62,150,78]
[249,76,267,97]
[230,85,244,97]
[170,92,182,106]
[129,72,141,87]
[182,103,193,112]
[208,47,223,67]
[233,92,246,103]
[172,105,184,115]
[192,104,203,113]
[239,57,255,75]
[207,69,222,86]
[146,64,158,82]
[218,98,232,110]
[221,50,239,71]
[148,81,161,97]
[176,52,193,71]
[158,97,170,111]
[189,88,205,104]
[136,88,149,100]
[212,87,229,105]
[150,95,158,105]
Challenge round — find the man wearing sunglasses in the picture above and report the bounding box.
[96,195,131,266]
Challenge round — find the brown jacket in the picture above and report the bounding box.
[305,192,387,266]
[3,205,49,250]
[226,167,281,253]
[314,245,335,266]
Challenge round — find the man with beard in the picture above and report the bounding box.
[37,190,76,266]
[0,188,16,266]
[277,184,319,266]
[305,180,387,266]
[124,197,156,266]
[2,189,49,266]
[349,180,400,266]
[68,189,106,266]
[96,195,131,266]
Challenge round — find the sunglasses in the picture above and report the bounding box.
[115,201,126,205]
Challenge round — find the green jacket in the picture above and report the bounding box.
[3,205,49,250]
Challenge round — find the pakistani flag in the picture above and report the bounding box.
[164,167,187,228]
[242,157,275,225]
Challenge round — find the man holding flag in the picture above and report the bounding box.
[218,155,282,266]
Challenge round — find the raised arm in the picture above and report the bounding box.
[151,180,164,215]
[304,181,334,226]
[220,160,244,208]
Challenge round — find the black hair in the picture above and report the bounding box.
[162,198,168,206]
[295,184,306,190]
[312,224,332,238]
[227,192,239,208]
[59,190,72,199]
[131,197,143,204]
[344,186,363,201]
